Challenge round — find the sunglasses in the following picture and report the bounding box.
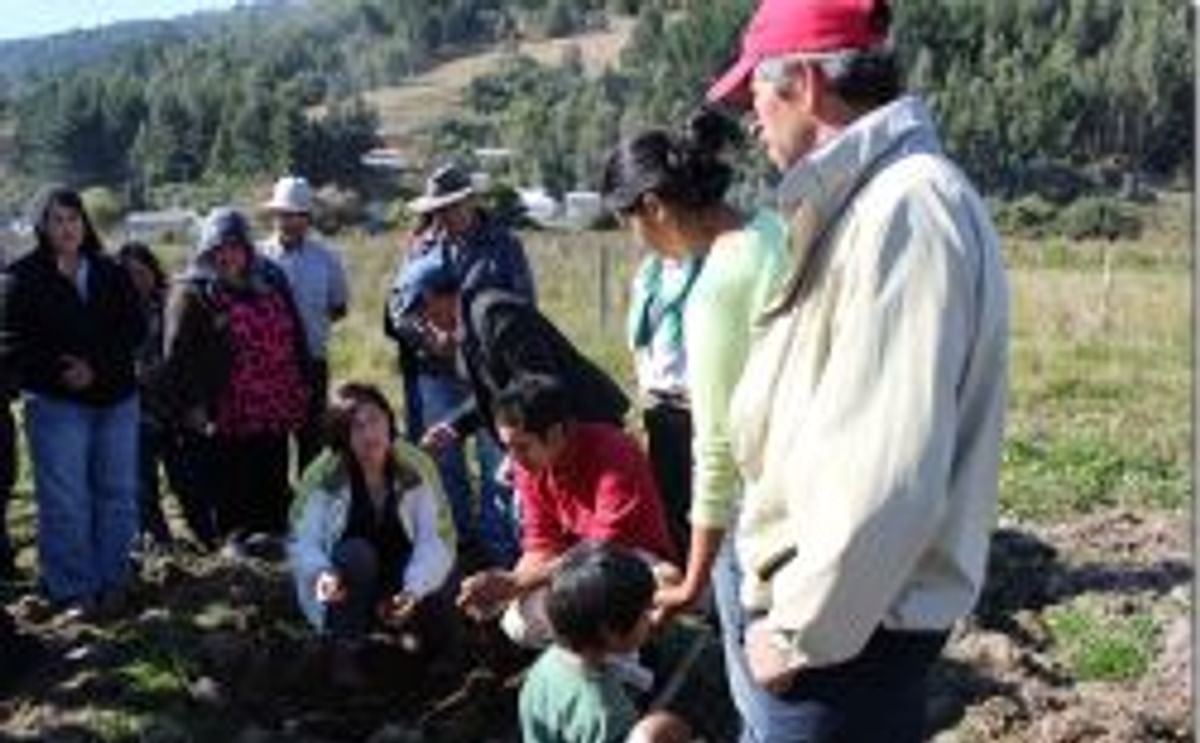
[753,50,852,86]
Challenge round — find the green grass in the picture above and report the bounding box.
[118,658,189,697]
[1001,433,1188,520]
[1000,206,1189,521]
[1045,597,1159,682]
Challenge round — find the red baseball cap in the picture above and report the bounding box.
[707,0,890,110]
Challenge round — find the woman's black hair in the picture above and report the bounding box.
[324,381,422,492]
[545,541,655,652]
[31,185,105,256]
[117,241,168,296]
[600,108,742,215]
[325,382,398,453]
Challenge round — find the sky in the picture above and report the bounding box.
[0,0,241,42]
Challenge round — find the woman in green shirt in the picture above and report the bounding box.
[602,109,788,732]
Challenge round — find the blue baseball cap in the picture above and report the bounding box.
[397,249,459,314]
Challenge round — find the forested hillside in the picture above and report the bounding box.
[0,0,620,212]
[457,0,1192,198]
[0,0,1191,217]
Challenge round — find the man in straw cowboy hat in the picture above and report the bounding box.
[401,164,535,302]
[385,163,536,569]
[261,175,349,471]
[704,0,1008,740]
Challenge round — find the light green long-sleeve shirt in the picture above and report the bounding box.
[683,209,787,529]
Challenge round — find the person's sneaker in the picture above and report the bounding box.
[54,598,98,624]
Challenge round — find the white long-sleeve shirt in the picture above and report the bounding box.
[730,96,1009,669]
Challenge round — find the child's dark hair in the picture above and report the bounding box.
[545,541,655,651]
[600,108,741,215]
[492,374,571,438]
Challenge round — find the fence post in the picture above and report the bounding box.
[597,236,611,331]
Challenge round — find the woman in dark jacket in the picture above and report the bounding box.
[3,186,145,611]
[157,207,309,549]
[117,241,173,547]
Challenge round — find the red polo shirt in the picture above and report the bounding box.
[513,423,678,565]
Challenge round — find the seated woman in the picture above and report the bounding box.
[289,382,460,687]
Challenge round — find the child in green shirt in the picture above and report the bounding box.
[519,542,691,743]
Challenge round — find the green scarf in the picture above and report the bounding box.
[627,253,704,353]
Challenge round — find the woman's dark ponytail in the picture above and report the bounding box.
[601,107,742,213]
[677,108,739,207]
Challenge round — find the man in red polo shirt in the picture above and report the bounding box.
[457,375,679,647]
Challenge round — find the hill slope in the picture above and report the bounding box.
[358,18,634,152]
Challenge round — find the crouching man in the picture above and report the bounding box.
[457,375,679,648]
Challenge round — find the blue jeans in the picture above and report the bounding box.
[713,542,945,742]
[0,400,16,573]
[24,393,139,603]
[417,374,517,566]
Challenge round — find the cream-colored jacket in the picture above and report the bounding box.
[731,96,1008,668]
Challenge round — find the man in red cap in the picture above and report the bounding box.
[707,1,1009,741]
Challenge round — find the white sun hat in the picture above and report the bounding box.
[264,176,314,213]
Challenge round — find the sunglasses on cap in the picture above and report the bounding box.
[752,49,855,87]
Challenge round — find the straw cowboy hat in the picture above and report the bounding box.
[408,164,475,215]
[264,176,314,213]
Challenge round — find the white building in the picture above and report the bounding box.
[123,209,200,244]
[517,188,560,226]
[360,149,410,171]
[564,191,604,226]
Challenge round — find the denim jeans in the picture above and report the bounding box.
[324,537,387,640]
[713,541,946,743]
[0,400,16,572]
[417,374,517,566]
[24,393,139,603]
